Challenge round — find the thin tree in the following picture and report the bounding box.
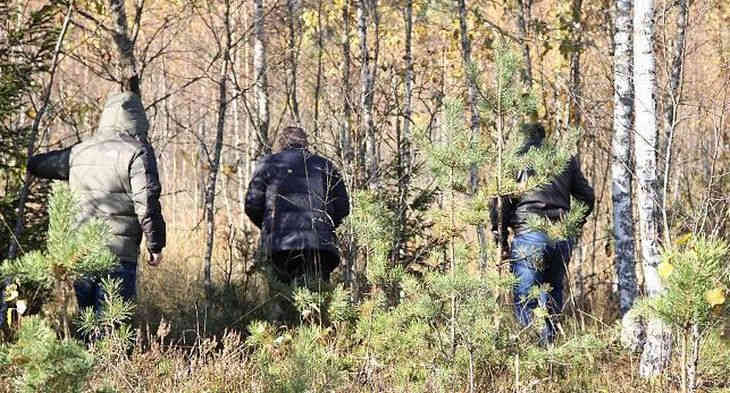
[660,0,688,242]
[612,0,638,319]
[8,4,73,260]
[515,0,533,87]
[253,0,271,156]
[456,0,488,267]
[634,0,672,376]
[108,0,141,95]
[341,0,356,292]
[394,0,414,263]
[286,0,301,124]
[358,0,379,188]
[201,0,235,292]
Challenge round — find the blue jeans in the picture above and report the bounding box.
[510,231,573,344]
[74,259,137,312]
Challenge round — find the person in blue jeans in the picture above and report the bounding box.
[28,92,166,315]
[492,123,594,345]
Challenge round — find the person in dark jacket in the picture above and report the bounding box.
[492,123,594,345]
[245,126,349,285]
[28,92,166,311]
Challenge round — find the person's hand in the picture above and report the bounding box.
[500,248,511,262]
[148,252,163,266]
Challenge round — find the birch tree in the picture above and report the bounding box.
[253,0,271,156]
[612,0,637,319]
[634,0,672,376]
[108,0,141,95]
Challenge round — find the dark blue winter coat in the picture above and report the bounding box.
[244,147,350,257]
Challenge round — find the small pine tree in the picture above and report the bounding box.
[1,182,120,338]
[643,235,730,393]
[0,182,136,393]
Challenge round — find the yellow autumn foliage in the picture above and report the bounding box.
[657,261,674,279]
[705,287,726,306]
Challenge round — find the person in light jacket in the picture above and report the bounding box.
[28,92,166,311]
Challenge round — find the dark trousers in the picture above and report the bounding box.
[74,259,137,312]
[510,230,573,344]
[270,249,339,285]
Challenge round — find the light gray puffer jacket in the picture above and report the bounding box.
[29,92,166,262]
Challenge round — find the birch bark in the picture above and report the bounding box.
[634,0,672,376]
[612,0,637,318]
[253,0,270,156]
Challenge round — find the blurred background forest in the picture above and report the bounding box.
[2,0,730,391]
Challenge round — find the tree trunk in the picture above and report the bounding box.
[8,4,73,260]
[253,0,270,156]
[108,0,140,95]
[313,0,324,137]
[358,0,379,189]
[456,0,488,267]
[395,0,414,265]
[515,0,533,88]
[203,0,233,291]
[568,0,583,126]
[341,0,356,294]
[286,0,301,124]
[634,0,672,376]
[661,0,688,243]
[341,0,353,164]
[612,0,638,318]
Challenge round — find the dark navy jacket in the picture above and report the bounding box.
[244,147,349,258]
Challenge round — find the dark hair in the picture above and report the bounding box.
[518,122,546,155]
[274,126,308,152]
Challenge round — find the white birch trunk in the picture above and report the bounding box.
[253,0,270,156]
[634,0,672,376]
[612,0,638,318]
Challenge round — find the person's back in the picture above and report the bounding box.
[245,127,349,284]
[29,92,165,309]
[492,123,594,345]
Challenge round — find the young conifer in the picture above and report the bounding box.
[1,182,119,338]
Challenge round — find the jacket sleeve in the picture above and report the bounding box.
[129,144,166,253]
[27,147,72,180]
[245,159,270,229]
[328,166,350,228]
[569,157,595,226]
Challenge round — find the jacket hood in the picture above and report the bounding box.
[96,92,149,140]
